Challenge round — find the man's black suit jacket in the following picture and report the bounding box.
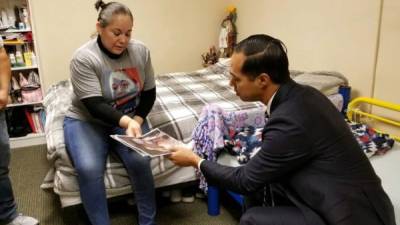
[200,79,395,225]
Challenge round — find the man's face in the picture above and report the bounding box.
[229,53,263,102]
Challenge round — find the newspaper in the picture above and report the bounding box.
[110,128,182,157]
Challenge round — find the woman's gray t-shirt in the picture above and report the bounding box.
[66,38,155,123]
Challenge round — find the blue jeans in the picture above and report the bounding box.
[63,117,156,225]
[0,110,18,224]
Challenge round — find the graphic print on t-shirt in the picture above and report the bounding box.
[104,67,142,114]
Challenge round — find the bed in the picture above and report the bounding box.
[209,96,400,225]
[40,59,349,209]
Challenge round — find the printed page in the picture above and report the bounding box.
[110,128,181,157]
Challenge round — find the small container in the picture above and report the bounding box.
[9,53,16,67]
[15,51,25,66]
[24,52,32,66]
[30,52,37,66]
[18,22,25,30]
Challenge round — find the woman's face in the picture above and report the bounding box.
[97,14,133,55]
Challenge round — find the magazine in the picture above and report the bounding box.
[110,128,182,157]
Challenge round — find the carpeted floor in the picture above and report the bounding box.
[9,145,241,225]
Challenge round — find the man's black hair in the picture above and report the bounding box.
[234,34,290,84]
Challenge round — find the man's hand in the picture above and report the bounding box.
[168,145,202,167]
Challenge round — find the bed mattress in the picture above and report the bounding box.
[370,142,400,224]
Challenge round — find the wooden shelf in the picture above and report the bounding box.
[10,132,46,149]
[6,101,42,108]
[5,28,32,33]
[4,40,26,45]
[11,65,38,71]
[3,0,45,150]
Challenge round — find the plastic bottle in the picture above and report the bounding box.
[9,53,16,67]
[1,10,9,27]
[22,8,30,30]
[30,52,37,66]
[24,51,32,66]
[8,15,15,29]
[15,51,25,66]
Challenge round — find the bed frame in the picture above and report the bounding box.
[347,97,400,142]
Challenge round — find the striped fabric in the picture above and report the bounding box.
[147,64,263,143]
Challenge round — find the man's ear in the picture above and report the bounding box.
[257,73,270,88]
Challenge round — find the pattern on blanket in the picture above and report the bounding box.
[192,104,265,193]
[348,119,395,157]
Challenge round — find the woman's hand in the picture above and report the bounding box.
[126,118,142,137]
[168,145,202,167]
[119,115,143,137]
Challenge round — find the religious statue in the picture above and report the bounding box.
[219,6,237,58]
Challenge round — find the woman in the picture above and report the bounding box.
[63,1,156,225]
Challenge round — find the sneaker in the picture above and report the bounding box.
[181,187,195,203]
[169,189,182,203]
[6,214,39,225]
[181,195,195,203]
[195,191,206,199]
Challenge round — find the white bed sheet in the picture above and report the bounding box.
[370,142,400,224]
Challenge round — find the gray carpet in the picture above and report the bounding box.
[9,145,240,225]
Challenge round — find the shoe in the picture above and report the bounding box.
[169,189,182,203]
[195,191,206,199]
[6,214,39,225]
[181,194,195,203]
[181,187,195,203]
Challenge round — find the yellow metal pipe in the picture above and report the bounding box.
[347,97,400,142]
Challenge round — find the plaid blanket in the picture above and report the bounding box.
[147,63,263,143]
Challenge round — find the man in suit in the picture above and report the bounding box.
[168,34,395,225]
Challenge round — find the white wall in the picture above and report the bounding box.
[29,0,400,106]
[370,0,400,137]
[29,0,230,90]
[230,0,381,98]
[374,0,400,104]
[229,0,400,136]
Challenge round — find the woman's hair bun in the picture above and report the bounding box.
[95,0,106,11]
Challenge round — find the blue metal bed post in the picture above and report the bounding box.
[339,85,351,115]
[207,185,220,216]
